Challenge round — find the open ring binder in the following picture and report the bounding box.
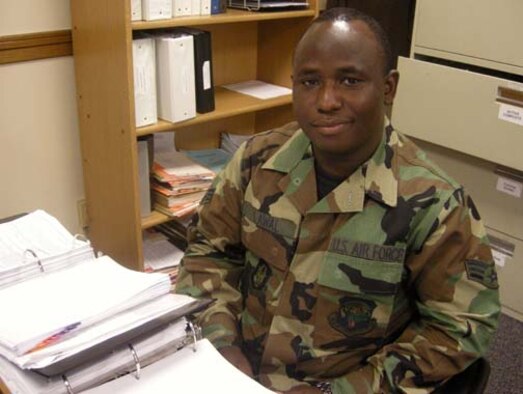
[128,344,141,380]
[23,249,44,273]
[186,321,198,352]
[62,374,75,394]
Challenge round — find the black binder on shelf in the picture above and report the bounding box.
[175,27,215,114]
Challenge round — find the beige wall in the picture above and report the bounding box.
[0,1,84,233]
[0,0,71,35]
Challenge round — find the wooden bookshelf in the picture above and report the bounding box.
[70,0,319,271]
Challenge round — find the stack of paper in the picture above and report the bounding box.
[84,338,276,394]
[0,210,93,288]
[0,255,171,363]
[152,149,214,219]
[0,318,192,394]
[143,230,185,285]
[0,210,205,378]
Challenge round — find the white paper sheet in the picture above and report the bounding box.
[223,80,292,100]
[85,338,275,394]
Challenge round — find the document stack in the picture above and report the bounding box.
[0,210,212,394]
[152,149,215,219]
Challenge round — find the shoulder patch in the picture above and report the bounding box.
[464,259,499,289]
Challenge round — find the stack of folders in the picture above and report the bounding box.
[132,26,215,128]
[0,210,212,394]
[131,0,226,21]
[151,148,215,218]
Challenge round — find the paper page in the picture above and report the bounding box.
[14,293,195,369]
[85,338,276,394]
[143,232,184,271]
[0,256,170,355]
[0,210,90,270]
[223,80,291,100]
[154,150,215,178]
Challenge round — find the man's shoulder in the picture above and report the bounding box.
[392,129,461,193]
[247,121,300,151]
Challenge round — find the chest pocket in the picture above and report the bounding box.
[240,201,298,328]
[312,245,405,351]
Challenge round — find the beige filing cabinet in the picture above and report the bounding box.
[392,0,523,320]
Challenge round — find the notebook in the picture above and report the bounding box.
[0,210,212,393]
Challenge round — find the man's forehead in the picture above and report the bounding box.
[294,19,384,69]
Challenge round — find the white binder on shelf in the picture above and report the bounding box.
[132,37,158,128]
[201,0,211,15]
[131,0,142,21]
[173,0,192,16]
[142,0,172,21]
[156,34,196,123]
[191,0,201,15]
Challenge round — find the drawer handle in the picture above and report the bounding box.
[497,86,523,108]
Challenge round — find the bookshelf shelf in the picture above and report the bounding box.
[71,1,319,271]
[136,88,292,136]
[132,9,316,30]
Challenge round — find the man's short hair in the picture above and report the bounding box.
[311,7,395,74]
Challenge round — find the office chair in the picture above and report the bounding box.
[433,357,491,394]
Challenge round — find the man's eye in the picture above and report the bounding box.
[341,77,361,86]
[302,79,319,87]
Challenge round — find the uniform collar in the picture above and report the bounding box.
[262,121,398,210]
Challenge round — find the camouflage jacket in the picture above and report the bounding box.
[175,121,500,393]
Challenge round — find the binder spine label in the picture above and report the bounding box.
[203,61,211,90]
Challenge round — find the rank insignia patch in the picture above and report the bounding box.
[328,297,377,336]
[465,259,499,289]
[251,260,271,290]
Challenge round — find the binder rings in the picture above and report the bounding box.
[0,210,214,393]
[83,338,276,394]
[0,317,206,394]
[175,27,215,114]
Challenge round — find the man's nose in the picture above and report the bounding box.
[317,81,342,112]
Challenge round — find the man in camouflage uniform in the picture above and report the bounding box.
[176,7,500,393]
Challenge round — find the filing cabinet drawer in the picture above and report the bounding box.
[413,0,523,75]
[392,57,523,172]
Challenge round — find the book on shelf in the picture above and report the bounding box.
[0,210,213,394]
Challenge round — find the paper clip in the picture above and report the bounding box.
[128,344,141,380]
[187,320,198,352]
[62,375,75,394]
[24,249,44,272]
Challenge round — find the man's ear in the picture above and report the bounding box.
[384,70,400,106]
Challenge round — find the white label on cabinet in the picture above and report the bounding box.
[492,249,507,267]
[498,103,523,126]
[203,61,211,90]
[496,176,523,198]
